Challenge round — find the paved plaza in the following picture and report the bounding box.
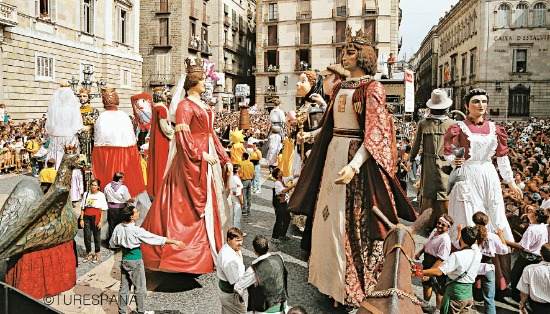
[0,168,517,314]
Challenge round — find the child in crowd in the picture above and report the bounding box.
[415,214,453,311]
[39,158,57,193]
[110,206,185,314]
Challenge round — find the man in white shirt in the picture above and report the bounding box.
[419,226,482,314]
[229,165,244,230]
[216,228,246,314]
[517,243,550,313]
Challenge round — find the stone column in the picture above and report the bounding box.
[105,0,113,45]
[133,0,140,53]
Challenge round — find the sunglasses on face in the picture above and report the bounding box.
[436,222,448,227]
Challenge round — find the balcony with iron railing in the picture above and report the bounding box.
[332,35,346,44]
[296,36,310,46]
[264,64,280,73]
[190,8,200,20]
[224,40,236,52]
[264,14,278,23]
[265,85,277,93]
[296,11,311,20]
[295,61,310,72]
[224,16,231,27]
[149,74,175,86]
[263,39,279,47]
[0,1,17,27]
[332,7,348,19]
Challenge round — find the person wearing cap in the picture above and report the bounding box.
[410,89,456,229]
[311,64,349,111]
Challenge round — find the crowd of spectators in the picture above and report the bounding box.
[0,109,48,175]
[214,110,272,141]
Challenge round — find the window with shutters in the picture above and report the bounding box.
[116,7,128,44]
[513,49,527,73]
[508,84,530,117]
[268,3,278,21]
[336,47,343,63]
[533,3,547,27]
[35,54,55,81]
[121,68,132,88]
[335,21,346,43]
[82,0,94,34]
[159,18,169,46]
[497,4,511,28]
[469,49,476,76]
[268,25,278,46]
[514,3,528,27]
[224,4,229,15]
[299,23,310,45]
[450,54,457,81]
[37,0,56,21]
[364,20,376,44]
[461,54,467,79]
[156,54,171,77]
[160,0,168,13]
[265,50,278,71]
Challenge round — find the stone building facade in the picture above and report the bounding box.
[255,0,402,112]
[413,0,550,120]
[140,0,217,97]
[410,25,439,108]
[210,0,256,111]
[1,0,143,120]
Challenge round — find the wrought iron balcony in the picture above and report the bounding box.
[296,11,311,20]
[0,1,17,27]
[149,74,175,86]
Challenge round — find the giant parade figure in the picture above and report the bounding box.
[92,88,150,222]
[141,58,232,273]
[77,88,99,163]
[45,84,83,169]
[288,27,417,309]
[146,87,173,197]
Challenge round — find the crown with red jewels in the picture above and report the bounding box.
[184,57,205,73]
[63,143,78,154]
[345,26,372,46]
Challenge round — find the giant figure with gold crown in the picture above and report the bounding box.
[288,26,417,309]
[141,58,232,274]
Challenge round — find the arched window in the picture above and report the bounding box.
[533,3,547,27]
[497,3,511,28]
[508,84,530,117]
[515,3,529,27]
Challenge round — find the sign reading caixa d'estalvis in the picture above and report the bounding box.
[494,34,550,41]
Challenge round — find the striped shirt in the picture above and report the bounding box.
[517,261,550,303]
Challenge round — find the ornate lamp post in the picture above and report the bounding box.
[68,65,106,98]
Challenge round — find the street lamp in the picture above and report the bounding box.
[68,65,106,98]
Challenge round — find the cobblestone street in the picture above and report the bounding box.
[0,168,517,313]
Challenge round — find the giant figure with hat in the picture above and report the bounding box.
[287,26,417,309]
[141,57,232,274]
[409,89,456,229]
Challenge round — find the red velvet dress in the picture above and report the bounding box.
[141,99,230,273]
[5,241,77,299]
[146,103,170,196]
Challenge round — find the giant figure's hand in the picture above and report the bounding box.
[507,181,522,199]
[297,132,312,144]
[310,93,327,108]
[335,166,355,185]
[203,152,218,165]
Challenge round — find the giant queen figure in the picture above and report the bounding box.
[288,27,417,308]
[141,58,232,273]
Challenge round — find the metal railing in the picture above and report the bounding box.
[296,11,311,20]
[296,36,310,45]
[263,39,279,47]
[149,74,175,86]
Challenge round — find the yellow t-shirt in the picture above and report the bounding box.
[240,160,255,180]
[250,149,262,161]
[39,168,57,184]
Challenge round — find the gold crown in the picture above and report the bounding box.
[184,57,205,73]
[60,83,71,88]
[63,143,79,154]
[345,26,372,46]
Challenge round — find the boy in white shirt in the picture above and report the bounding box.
[229,165,244,230]
[216,227,246,314]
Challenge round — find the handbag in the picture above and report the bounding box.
[34,145,48,158]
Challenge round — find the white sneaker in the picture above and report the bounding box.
[144,311,155,314]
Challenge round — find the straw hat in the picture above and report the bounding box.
[426,89,453,109]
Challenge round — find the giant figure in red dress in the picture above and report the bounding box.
[145,87,173,196]
[141,58,232,273]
